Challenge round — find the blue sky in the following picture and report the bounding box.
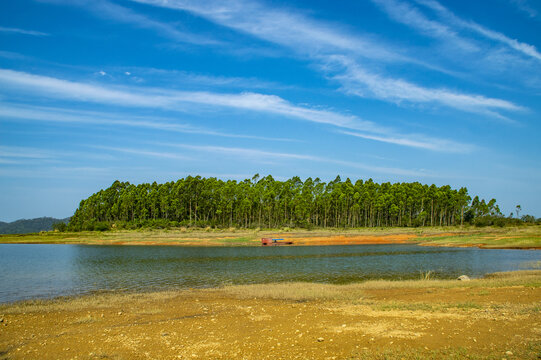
[0,0,540,221]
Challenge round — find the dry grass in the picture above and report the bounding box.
[222,270,541,301]
[221,282,366,301]
[0,290,181,314]
[2,271,539,315]
[419,270,434,280]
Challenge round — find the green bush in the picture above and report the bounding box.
[52,222,67,232]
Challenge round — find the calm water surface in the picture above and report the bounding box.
[0,244,539,303]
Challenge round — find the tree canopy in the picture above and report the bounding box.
[67,175,516,231]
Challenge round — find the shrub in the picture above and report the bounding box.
[52,222,67,232]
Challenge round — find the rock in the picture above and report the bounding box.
[317,337,324,342]
[457,275,471,281]
[118,311,123,315]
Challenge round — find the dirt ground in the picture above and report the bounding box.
[268,234,418,246]
[1,280,540,359]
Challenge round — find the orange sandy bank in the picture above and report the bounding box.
[270,234,419,246]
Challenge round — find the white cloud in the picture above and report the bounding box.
[41,0,219,45]
[371,0,478,51]
[0,102,296,142]
[414,0,541,61]
[0,145,54,159]
[508,0,539,19]
[129,0,525,119]
[0,68,478,152]
[0,26,49,36]
[338,130,475,153]
[0,166,113,179]
[0,51,31,60]
[94,146,192,161]
[163,143,432,177]
[0,68,375,131]
[0,68,479,152]
[0,145,118,166]
[330,57,523,121]
[127,67,292,90]
[175,144,317,161]
[130,0,408,62]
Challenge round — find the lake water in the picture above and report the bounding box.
[0,244,539,303]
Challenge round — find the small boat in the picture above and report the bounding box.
[261,238,294,246]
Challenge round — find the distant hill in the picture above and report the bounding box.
[0,217,70,234]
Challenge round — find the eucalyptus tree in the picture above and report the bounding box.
[68,175,500,230]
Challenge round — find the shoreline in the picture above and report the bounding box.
[1,226,540,249]
[3,241,541,250]
[2,271,540,359]
[2,267,539,306]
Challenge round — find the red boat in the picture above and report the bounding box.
[261,238,294,246]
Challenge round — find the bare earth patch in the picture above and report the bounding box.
[1,272,540,359]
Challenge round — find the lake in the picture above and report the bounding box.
[0,244,539,303]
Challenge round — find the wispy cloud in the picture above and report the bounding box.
[130,0,408,62]
[0,68,374,130]
[164,143,432,177]
[93,145,192,161]
[122,67,293,90]
[0,103,296,142]
[0,145,54,160]
[338,130,476,153]
[330,57,523,121]
[0,68,475,152]
[40,0,218,45]
[508,0,539,19]
[0,166,113,179]
[371,0,478,51]
[414,0,541,61]
[130,0,525,119]
[0,26,49,37]
[0,51,31,60]
[90,0,221,45]
[0,145,117,166]
[174,144,316,161]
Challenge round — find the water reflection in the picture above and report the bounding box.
[0,244,539,303]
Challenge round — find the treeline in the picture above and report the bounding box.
[0,217,70,234]
[66,175,529,231]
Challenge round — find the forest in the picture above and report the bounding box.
[0,217,70,234]
[66,175,524,231]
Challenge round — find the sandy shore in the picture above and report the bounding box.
[1,271,540,359]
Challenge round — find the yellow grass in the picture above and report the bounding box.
[222,270,541,301]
